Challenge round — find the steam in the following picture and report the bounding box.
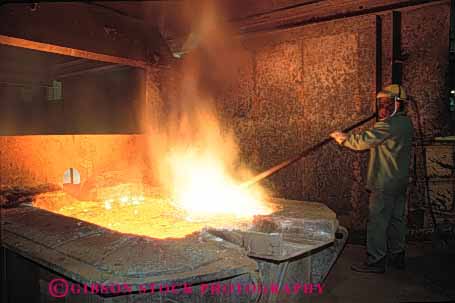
[146,0,270,217]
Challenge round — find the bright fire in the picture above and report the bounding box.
[167,147,270,220]
[33,183,273,239]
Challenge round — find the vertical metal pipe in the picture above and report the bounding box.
[448,0,455,97]
[376,15,383,93]
[392,11,402,85]
[450,0,455,55]
[376,15,383,121]
[449,0,455,128]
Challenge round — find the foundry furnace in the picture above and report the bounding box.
[2,1,455,303]
[2,188,347,302]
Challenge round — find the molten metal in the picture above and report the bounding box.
[33,184,273,239]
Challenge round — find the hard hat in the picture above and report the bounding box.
[376,84,407,101]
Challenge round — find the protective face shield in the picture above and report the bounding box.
[376,84,407,120]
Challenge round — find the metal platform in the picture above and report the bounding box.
[1,198,348,303]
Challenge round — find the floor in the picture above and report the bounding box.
[311,242,455,303]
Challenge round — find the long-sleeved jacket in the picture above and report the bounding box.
[341,112,413,192]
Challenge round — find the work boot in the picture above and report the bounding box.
[351,258,386,273]
[388,251,406,270]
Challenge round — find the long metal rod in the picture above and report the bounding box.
[240,114,376,188]
[55,64,129,79]
[0,34,147,68]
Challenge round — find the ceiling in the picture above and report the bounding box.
[85,1,320,41]
[77,0,319,57]
[92,0,320,21]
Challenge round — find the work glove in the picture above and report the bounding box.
[330,131,348,145]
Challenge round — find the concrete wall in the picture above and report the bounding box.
[0,135,148,188]
[401,3,452,137]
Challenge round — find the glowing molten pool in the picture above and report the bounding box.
[33,182,273,239]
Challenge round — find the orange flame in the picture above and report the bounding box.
[167,146,270,220]
[147,0,271,221]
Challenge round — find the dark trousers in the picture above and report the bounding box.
[367,189,407,264]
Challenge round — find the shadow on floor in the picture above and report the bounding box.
[310,243,455,303]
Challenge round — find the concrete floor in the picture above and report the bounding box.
[311,243,455,303]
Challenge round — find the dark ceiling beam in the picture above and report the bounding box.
[52,59,105,75]
[229,0,325,22]
[0,81,54,88]
[80,1,145,23]
[54,58,88,70]
[235,0,448,34]
[55,64,129,79]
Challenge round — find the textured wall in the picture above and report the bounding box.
[299,23,376,231]
[245,16,376,231]
[0,135,148,188]
[399,3,453,239]
[401,3,451,138]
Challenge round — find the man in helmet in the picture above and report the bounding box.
[330,84,413,273]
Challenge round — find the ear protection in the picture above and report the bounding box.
[387,84,403,101]
[390,85,408,118]
[395,85,402,101]
[377,85,403,120]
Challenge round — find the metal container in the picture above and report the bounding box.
[1,198,347,303]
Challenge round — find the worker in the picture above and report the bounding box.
[330,84,413,273]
